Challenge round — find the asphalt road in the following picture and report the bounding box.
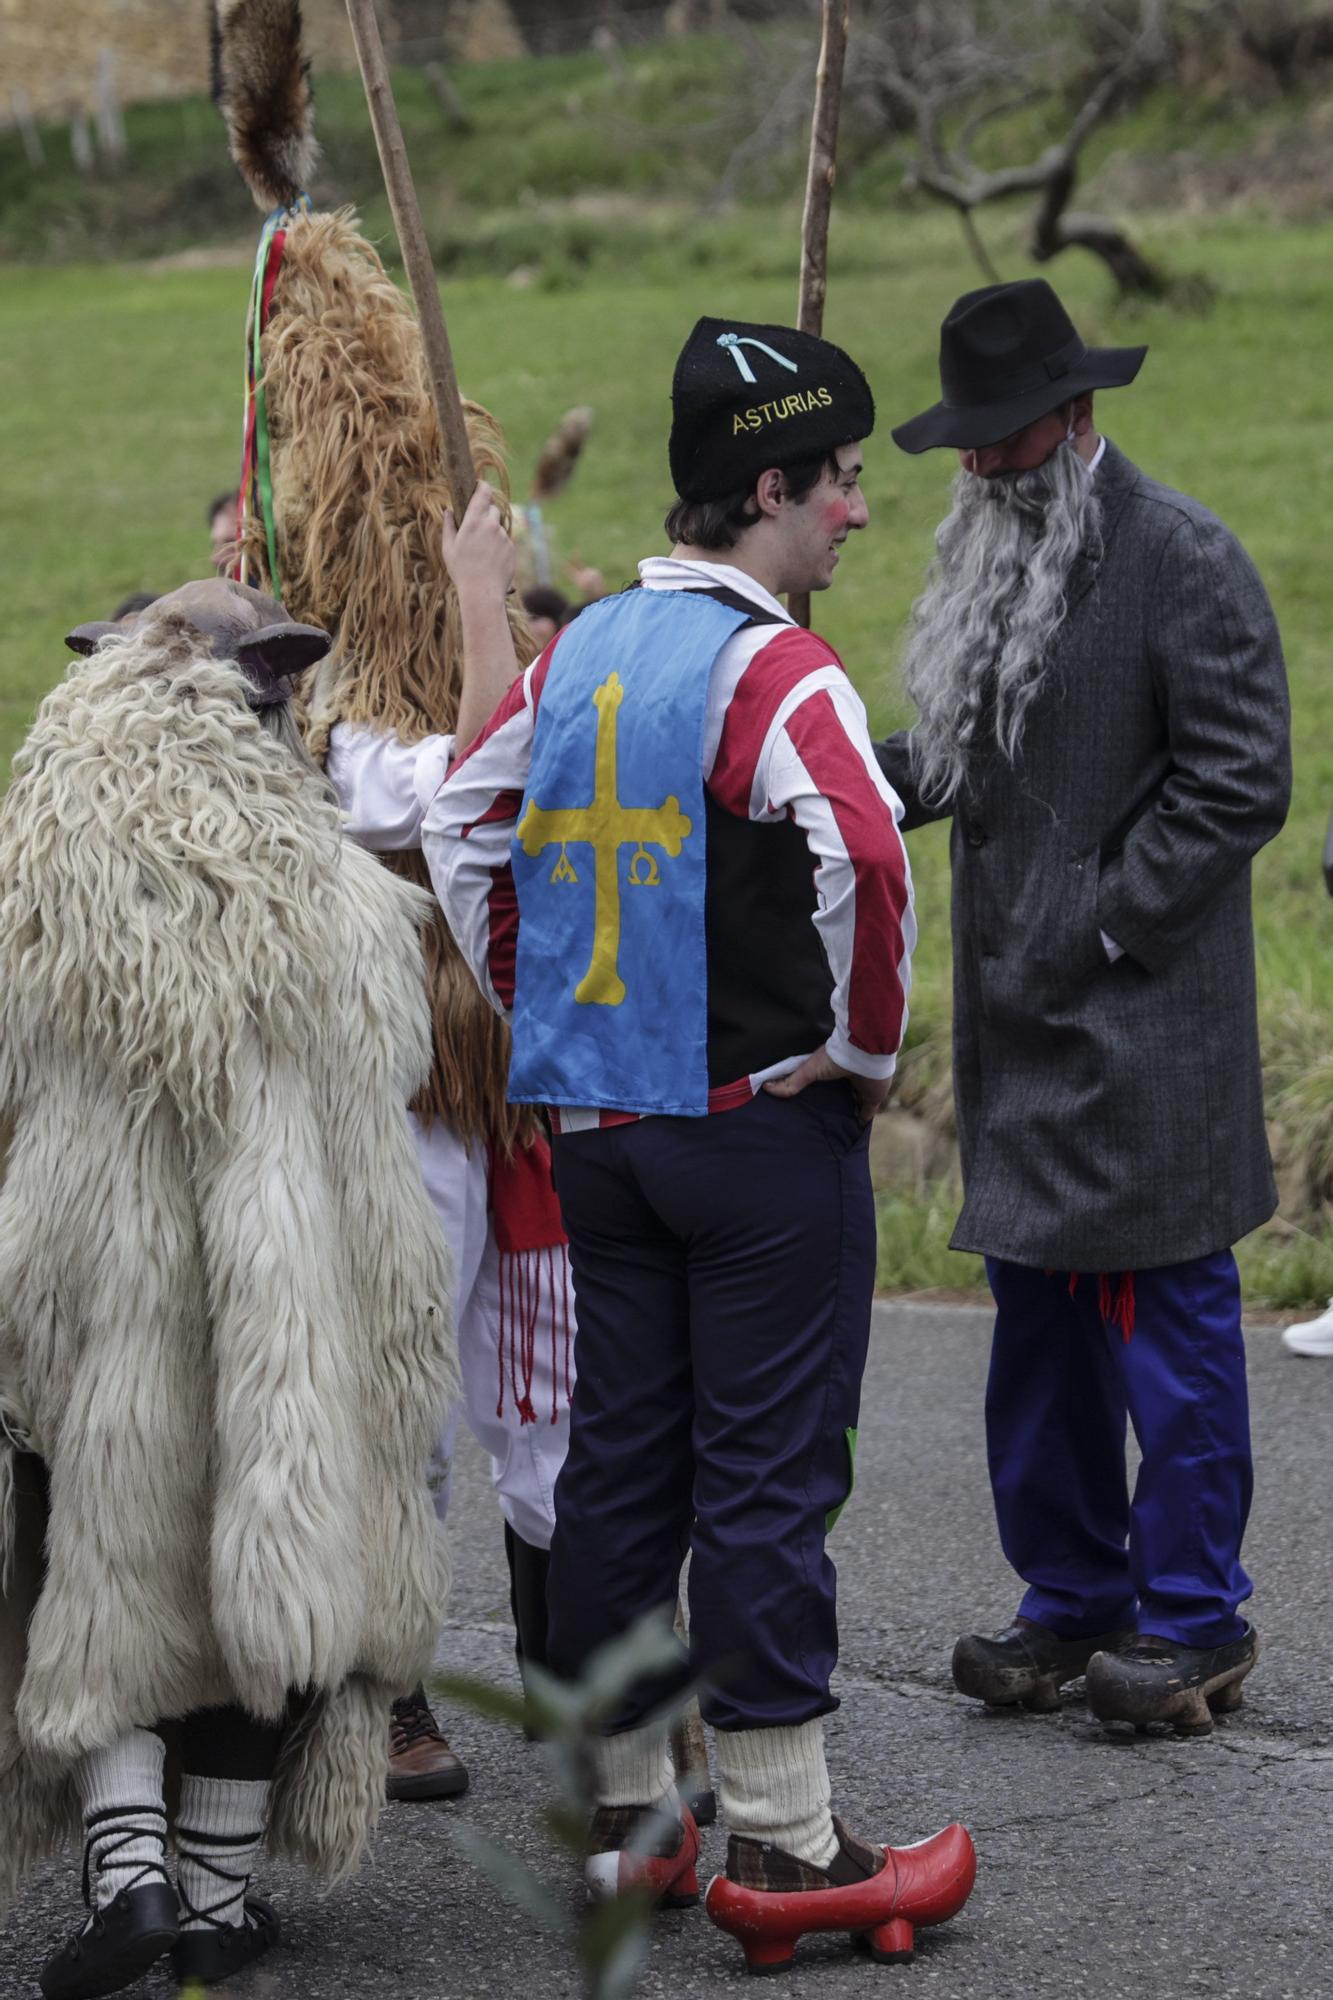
[4,1301,1331,1999]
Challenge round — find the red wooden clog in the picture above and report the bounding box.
[586,1803,702,1909]
[704,1821,976,1975]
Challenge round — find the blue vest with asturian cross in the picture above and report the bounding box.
[507,588,752,1117]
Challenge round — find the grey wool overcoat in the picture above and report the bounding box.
[877,440,1291,1272]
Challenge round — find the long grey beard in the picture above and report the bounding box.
[901,442,1102,809]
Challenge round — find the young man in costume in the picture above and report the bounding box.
[879,279,1290,1734]
[0,579,456,1998]
[212,0,574,1795]
[425,317,977,1975]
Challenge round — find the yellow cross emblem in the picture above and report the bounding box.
[517,671,692,1007]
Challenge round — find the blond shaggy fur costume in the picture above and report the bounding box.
[237,206,536,1147]
[0,618,457,1911]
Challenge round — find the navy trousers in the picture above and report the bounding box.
[985,1252,1254,1647]
[546,1083,875,1734]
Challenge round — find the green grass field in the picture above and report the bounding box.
[2,120,1330,1303]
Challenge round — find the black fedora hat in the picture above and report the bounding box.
[892,280,1147,455]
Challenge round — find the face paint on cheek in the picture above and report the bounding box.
[822,497,852,537]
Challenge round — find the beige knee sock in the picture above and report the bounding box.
[593,1721,674,1809]
[714,1718,838,1867]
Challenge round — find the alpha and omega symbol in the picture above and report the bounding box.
[516,671,692,1007]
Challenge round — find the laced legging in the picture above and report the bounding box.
[81,1804,171,1906]
[174,1704,285,1931]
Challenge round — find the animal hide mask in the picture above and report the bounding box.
[66,576,330,711]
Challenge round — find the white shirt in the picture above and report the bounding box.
[327,723,455,851]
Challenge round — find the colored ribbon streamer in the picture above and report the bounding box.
[237,197,310,597]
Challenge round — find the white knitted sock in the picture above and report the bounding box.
[593,1722,675,1809]
[74,1729,169,1909]
[176,1774,271,1932]
[715,1719,838,1867]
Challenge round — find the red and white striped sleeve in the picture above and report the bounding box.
[709,628,915,1077]
[421,651,551,1016]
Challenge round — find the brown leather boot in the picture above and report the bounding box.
[387,1687,469,1801]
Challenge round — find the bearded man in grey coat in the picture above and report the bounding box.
[878,280,1290,1735]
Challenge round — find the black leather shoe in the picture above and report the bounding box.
[952,1616,1133,1712]
[40,1882,179,2000]
[170,1894,280,1987]
[1086,1622,1259,1735]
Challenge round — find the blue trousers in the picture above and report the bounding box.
[546,1084,875,1733]
[985,1253,1254,1647]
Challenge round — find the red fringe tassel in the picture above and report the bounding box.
[1066,1268,1136,1341]
[497,1246,575,1425]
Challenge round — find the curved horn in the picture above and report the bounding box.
[233,619,331,706]
[65,621,122,656]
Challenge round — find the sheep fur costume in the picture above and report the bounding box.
[0,593,457,1911]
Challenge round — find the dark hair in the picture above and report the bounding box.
[663,449,839,551]
[522,585,573,627]
[206,490,239,528]
[111,591,160,621]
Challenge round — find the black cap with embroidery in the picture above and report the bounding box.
[669,316,875,501]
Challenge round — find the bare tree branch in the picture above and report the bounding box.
[958,86,1051,158]
[715,67,811,206]
[859,0,1174,297]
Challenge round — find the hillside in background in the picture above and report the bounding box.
[2,24,1332,274]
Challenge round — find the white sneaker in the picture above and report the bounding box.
[1281,1298,1333,1356]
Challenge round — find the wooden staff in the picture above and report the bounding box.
[789,0,851,631]
[346,0,476,510]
